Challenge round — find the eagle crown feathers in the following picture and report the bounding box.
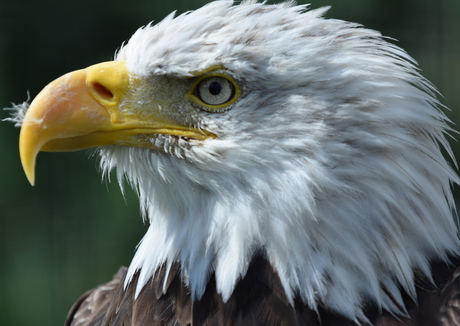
[68,0,458,322]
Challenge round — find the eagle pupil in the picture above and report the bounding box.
[208,81,222,95]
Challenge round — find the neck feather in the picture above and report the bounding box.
[99,145,459,321]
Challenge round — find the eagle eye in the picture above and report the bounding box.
[197,77,234,105]
[188,73,240,112]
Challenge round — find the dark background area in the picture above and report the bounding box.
[1,0,459,325]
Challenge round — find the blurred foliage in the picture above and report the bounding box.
[1,0,459,325]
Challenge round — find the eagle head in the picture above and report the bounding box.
[11,0,459,322]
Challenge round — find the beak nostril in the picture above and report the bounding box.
[92,82,114,100]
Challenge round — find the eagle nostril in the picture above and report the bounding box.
[92,82,114,101]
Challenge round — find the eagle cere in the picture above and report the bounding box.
[12,1,460,325]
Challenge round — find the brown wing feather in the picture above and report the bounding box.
[66,263,190,326]
[439,267,460,326]
[66,255,460,326]
[65,267,128,326]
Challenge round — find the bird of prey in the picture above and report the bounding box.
[8,1,460,325]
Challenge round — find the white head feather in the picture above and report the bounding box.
[97,0,459,322]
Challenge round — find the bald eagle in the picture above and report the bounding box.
[8,1,460,325]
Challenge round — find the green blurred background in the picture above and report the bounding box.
[1,0,459,325]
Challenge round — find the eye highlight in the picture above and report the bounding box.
[188,72,240,112]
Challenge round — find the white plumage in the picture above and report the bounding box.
[96,1,459,321]
[10,1,460,324]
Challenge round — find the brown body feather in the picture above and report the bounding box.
[65,255,460,326]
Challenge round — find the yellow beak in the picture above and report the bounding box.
[19,61,214,185]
